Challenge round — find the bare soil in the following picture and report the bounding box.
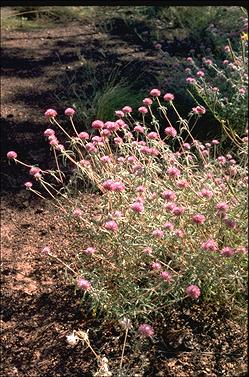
[0,19,248,377]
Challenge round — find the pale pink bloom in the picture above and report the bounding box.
[131,201,144,213]
[164,202,176,212]
[154,43,162,49]
[217,156,226,165]
[135,196,144,203]
[73,208,82,217]
[221,247,235,257]
[24,181,33,189]
[202,149,209,157]
[44,128,55,137]
[112,211,123,218]
[212,87,219,93]
[29,167,41,176]
[165,126,177,137]
[42,246,50,254]
[100,129,111,137]
[152,229,164,238]
[149,192,157,200]
[147,132,159,139]
[239,88,246,95]
[242,136,248,143]
[216,202,228,213]
[78,132,89,140]
[223,59,229,65]
[192,214,206,224]
[201,239,218,252]
[149,147,159,156]
[167,166,181,178]
[104,220,118,232]
[138,106,148,114]
[198,188,213,199]
[127,155,137,163]
[49,138,58,146]
[161,271,172,282]
[186,285,201,299]
[84,247,96,255]
[85,143,97,153]
[228,166,237,177]
[92,120,104,129]
[174,229,185,238]
[223,218,236,229]
[79,159,91,167]
[115,110,125,118]
[163,93,174,101]
[100,155,112,164]
[136,185,145,193]
[204,59,213,65]
[236,246,248,254]
[44,109,57,118]
[185,67,191,73]
[183,143,191,150]
[172,206,185,216]
[192,106,206,114]
[163,222,174,231]
[143,97,153,106]
[116,119,127,129]
[161,190,177,201]
[150,89,161,97]
[114,137,123,144]
[138,324,154,337]
[151,262,162,270]
[186,77,196,84]
[196,70,205,77]
[176,179,189,189]
[186,57,193,63]
[92,136,103,143]
[56,144,65,152]
[77,278,91,291]
[224,45,230,52]
[34,173,42,180]
[117,157,125,163]
[134,125,145,133]
[104,121,118,132]
[122,106,132,113]
[143,247,153,255]
[7,151,17,159]
[64,107,75,117]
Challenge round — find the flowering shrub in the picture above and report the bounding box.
[8,87,248,339]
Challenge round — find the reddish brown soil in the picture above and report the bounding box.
[0,20,248,377]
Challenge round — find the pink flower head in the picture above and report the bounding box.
[151,262,162,270]
[29,167,41,176]
[85,143,97,153]
[136,185,145,193]
[204,59,213,66]
[239,88,246,95]
[174,229,185,238]
[150,89,161,97]
[78,132,89,140]
[100,155,112,164]
[44,128,55,137]
[192,106,206,115]
[117,157,125,164]
[131,201,144,213]
[221,246,234,257]
[134,125,145,133]
[49,138,58,146]
[217,156,226,165]
[147,132,159,139]
[104,220,118,232]
[152,229,164,238]
[91,120,104,129]
[34,173,42,180]
[143,97,153,106]
[224,45,230,52]
[167,166,181,178]
[161,271,172,282]
[73,208,82,217]
[223,218,236,229]
[164,202,176,212]
[115,110,125,118]
[198,188,213,199]
[138,106,148,114]
[104,121,118,132]
[84,247,96,255]
[143,247,153,255]
[196,70,205,77]
[42,246,50,254]
[186,285,201,299]
[24,181,33,189]
[138,323,154,337]
[77,278,91,291]
[64,107,75,117]
[192,214,206,224]
[154,43,162,49]
[114,136,123,145]
[100,129,111,137]
[7,151,17,159]
[183,142,191,150]
[201,239,218,252]
[186,57,194,63]
[161,190,177,201]
[44,109,57,118]
[176,179,189,189]
[122,106,132,113]
[223,59,229,65]
[79,159,91,167]
[163,222,174,230]
[186,77,197,84]
[164,126,177,137]
[216,202,228,213]
[172,206,185,216]
[163,93,174,101]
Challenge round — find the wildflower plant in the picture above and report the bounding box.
[8,89,248,342]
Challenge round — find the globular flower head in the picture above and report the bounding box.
[136,185,146,193]
[192,214,206,224]
[172,206,185,216]
[163,93,174,101]
[161,190,177,201]
[192,106,206,115]
[196,70,205,77]
[152,229,164,238]
[216,202,229,213]
[134,125,145,133]
[223,218,236,229]
[161,271,172,282]
[104,220,118,232]
[24,181,33,189]
[122,106,132,114]
[78,132,89,140]
[163,222,174,231]
[131,201,144,213]
[138,323,154,337]
[167,166,181,178]
[92,120,104,129]
[164,202,176,212]
[44,109,57,118]
[66,333,79,346]
[44,128,55,137]
[164,126,177,137]
[174,229,185,238]
[7,151,17,159]
[186,285,201,299]
[64,107,75,117]
[77,278,92,291]
[84,247,96,255]
[73,208,82,218]
[212,139,219,145]
[100,155,112,164]
[198,188,213,199]
[183,142,191,150]
[143,97,153,106]
[147,132,159,139]
[42,246,50,254]
[143,246,153,255]
[186,77,196,84]
[115,110,125,118]
[201,239,218,252]
[176,179,189,189]
[29,166,41,176]
[221,246,235,257]
[138,106,148,114]
[150,88,161,97]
